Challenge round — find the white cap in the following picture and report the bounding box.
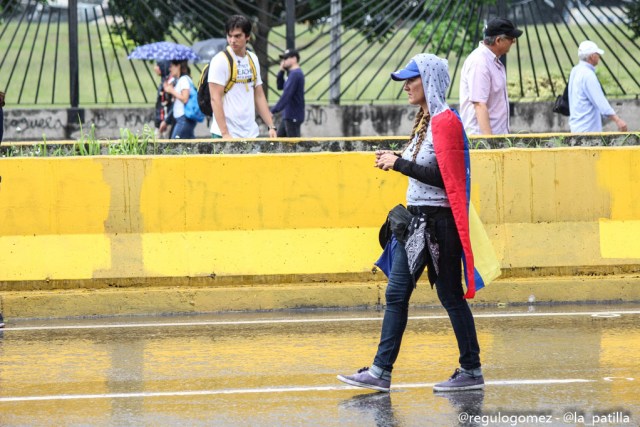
[578,40,604,57]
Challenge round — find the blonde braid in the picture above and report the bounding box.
[402,109,430,162]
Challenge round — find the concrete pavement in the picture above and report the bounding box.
[0,305,638,426]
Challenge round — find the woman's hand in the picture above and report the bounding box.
[375,151,398,171]
[162,82,174,96]
[375,149,395,160]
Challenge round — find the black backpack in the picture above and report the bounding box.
[197,63,213,117]
[197,47,257,118]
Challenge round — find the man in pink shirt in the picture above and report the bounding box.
[460,18,522,135]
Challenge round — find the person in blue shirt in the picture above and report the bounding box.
[568,41,627,133]
[271,49,305,137]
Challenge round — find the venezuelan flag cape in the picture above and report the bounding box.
[431,109,501,299]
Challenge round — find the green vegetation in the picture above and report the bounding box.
[0,18,158,106]
[0,124,160,157]
[0,16,637,106]
[627,1,640,39]
[72,123,158,156]
[2,132,640,158]
[74,121,102,155]
[108,125,157,155]
[268,18,640,103]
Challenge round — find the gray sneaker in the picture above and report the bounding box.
[337,367,391,392]
[433,369,485,392]
[0,313,4,328]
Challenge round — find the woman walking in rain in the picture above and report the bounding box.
[337,54,485,393]
[163,60,197,139]
[154,60,175,138]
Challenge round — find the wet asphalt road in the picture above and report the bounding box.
[0,304,638,426]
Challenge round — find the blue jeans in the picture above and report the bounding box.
[372,208,481,373]
[171,115,196,139]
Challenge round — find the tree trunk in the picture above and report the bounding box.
[253,0,274,101]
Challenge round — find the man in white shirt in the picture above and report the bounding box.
[568,40,627,133]
[208,15,277,139]
[459,18,522,135]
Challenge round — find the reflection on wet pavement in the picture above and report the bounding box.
[0,304,638,426]
[435,390,485,426]
[339,393,399,426]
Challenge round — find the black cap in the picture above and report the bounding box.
[485,18,523,38]
[279,48,300,61]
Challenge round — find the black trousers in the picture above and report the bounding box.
[277,119,302,137]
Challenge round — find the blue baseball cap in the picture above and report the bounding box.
[390,59,420,81]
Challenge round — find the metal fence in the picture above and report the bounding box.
[0,0,638,107]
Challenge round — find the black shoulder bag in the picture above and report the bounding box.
[378,204,414,248]
[553,86,570,116]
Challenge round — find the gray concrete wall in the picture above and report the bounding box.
[3,99,639,142]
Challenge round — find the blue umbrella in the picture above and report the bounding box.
[128,41,201,62]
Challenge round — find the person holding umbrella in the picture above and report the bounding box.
[128,42,201,138]
[154,60,175,138]
[163,60,197,139]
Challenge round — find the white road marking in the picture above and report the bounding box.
[0,379,596,403]
[4,310,639,332]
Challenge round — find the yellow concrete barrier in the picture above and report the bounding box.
[473,147,640,275]
[1,147,640,284]
[0,153,403,283]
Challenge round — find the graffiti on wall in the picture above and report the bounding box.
[305,106,328,126]
[88,110,154,135]
[87,112,119,129]
[123,112,154,129]
[6,116,65,135]
[301,105,417,137]
[2,109,156,141]
[3,100,634,142]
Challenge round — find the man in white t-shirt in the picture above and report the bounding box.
[208,15,277,139]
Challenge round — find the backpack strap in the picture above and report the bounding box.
[223,46,237,94]
[198,63,209,88]
[247,53,257,85]
[186,75,196,91]
[223,46,257,93]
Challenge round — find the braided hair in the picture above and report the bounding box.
[403,108,430,162]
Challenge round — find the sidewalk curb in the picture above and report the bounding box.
[2,275,640,320]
